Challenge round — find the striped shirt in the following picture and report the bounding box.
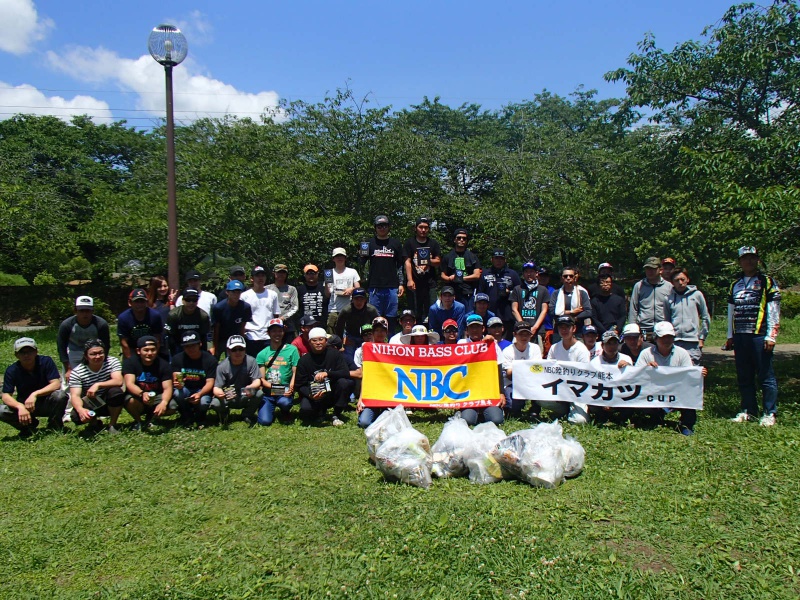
[69,357,122,394]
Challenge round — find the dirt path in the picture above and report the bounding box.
[702,343,800,361]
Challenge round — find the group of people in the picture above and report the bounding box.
[1,212,782,437]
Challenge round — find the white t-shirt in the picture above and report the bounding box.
[547,340,590,363]
[240,288,281,341]
[389,332,405,344]
[327,267,361,314]
[176,290,217,318]
[590,353,631,368]
[502,342,543,387]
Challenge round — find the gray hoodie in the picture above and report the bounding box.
[662,285,711,342]
[629,278,673,332]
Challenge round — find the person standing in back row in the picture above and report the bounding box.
[362,215,404,335]
[441,228,482,313]
[403,216,441,325]
[629,257,673,340]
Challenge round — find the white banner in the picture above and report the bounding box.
[512,360,703,410]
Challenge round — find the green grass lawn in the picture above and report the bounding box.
[1,326,799,599]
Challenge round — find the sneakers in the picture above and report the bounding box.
[331,415,345,427]
[731,412,751,423]
[131,422,142,432]
[679,426,694,436]
[759,414,776,427]
[107,425,120,435]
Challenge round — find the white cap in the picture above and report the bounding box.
[75,296,94,308]
[308,327,328,340]
[332,247,347,257]
[621,323,641,337]
[14,337,37,352]
[654,321,676,337]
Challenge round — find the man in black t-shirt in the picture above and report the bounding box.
[585,262,627,300]
[441,228,482,313]
[212,280,252,358]
[403,216,442,325]
[1,337,67,436]
[295,328,354,426]
[510,262,551,341]
[123,336,178,430]
[172,331,218,428]
[297,264,330,326]
[361,215,405,334]
[165,288,211,356]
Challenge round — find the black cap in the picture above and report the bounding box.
[492,248,505,258]
[129,288,147,301]
[399,309,416,322]
[441,286,455,295]
[182,288,200,299]
[513,321,532,333]
[327,335,344,349]
[252,265,266,275]
[416,216,431,226]
[555,315,575,326]
[181,331,201,346]
[229,265,245,276]
[374,215,390,226]
[299,315,318,327]
[352,288,367,298]
[185,270,202,281]
[136,335,158,348]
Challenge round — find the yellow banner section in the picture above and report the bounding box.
[362,358,502,409]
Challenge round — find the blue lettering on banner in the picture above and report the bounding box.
[394,366,468,401]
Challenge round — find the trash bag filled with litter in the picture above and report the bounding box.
[365,404,412,461]
[375,427,433,488]
[431,416,475,478]
[464,421,507,484]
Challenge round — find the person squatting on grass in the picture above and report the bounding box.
[256,320,299,426]
[122,335,178,431]
[68,339,125,434]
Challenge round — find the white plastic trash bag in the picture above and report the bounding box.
[465,421,507,484]
[375,428,433,488]
[559,436,585,479]
[431,416,474,478]
[490,428,565,488]
[365,404,412,461]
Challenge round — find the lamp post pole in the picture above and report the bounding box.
[148,25,188,293]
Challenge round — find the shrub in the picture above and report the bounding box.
[781,291,800,319]
[0,272,29,286]
[32,272,58,286]
[30,296,116,325]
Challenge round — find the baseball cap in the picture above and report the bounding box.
[466,314,484,326]
[399,309,416,322]
[487,316,503,328]
[14,337,37,352]
[643,257,660,269]
[75,296,94,309]
[352,288,367,298]
[252,265,266,275]
[303,264,318,274]
[661,257,676,266]
[453,228,468,238]
[372,316,389,329]
[597,262,613,271]
[308,327,328,340]
[332,247,347,257]
[602,329,621,342]
[492,248,505,258]
[654,321,676,337]
[738,246,758,258]
[299,315,318,327]
[267,318,285,329]
[229,265,246,276]
[361,323,374,334]
[522,261,538,270]
[136,335,158,348]
[415,216,431,225]
[182,288,200,299]
[226,335,247,349]
[327,335,343,349]
[583,325,598,335]
[185,270,201,280]
[374,215,390,226]
[555,315,575,326]
[129,288,147,301]
[538,266,549,275]
[181,332,201,346]
[226,280,245,292]
[475,293,490,303]
[440,286,455,295]
[513,321,532,333]
[442,319,459,330]
[621,323,641,337]
[273,264,288,272]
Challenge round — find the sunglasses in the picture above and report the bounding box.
[562,274,575,279]
[375,223,389,228]
[455,236,467,240]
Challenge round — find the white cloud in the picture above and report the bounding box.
[47,45,283,122]
[0,0,54,55]
[0,81,113,122]
[170,11,214,46]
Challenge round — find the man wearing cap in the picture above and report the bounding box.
[726,246,781,426]
[502,322,543,420]
[629,257,673,339]
[590,273,627,335]
[256,320,300,426]
[117,289,165,360]
[241,266,281,358]
[510,262,551,342]
[326,247,361,333]
[487,316,511,350]
[295,327,354,426]
[548,266,591,344]
[57,296,111,383]
[582,325,602,360]
[389,309,416,344]
[333,288,380,362]
[466,293,496,328]
[354,318,389,427]
[662,267,711,365]
[216,265,247,301]
[537,267,557,357]
[172,332,219,428]
[427,286,466,339]
[441,228,482,312]
[1,338,67,437]
[165,288,211,356]
[268,264,300,339]
[545,316,591,423]
[175,270,217,317]
[68,339,125,433]
[292,315,319,357]
[212,335,263,427]
[586,263,626,299]
[362,215,405,333]
[123,336,178,430]
[620,323,653,364]
[637,321,707,435]
[212,280,252,358]
[478,249,521,341]
[589,329,633,424]
[459,314,496,345]
[661,258,676,283]
[400,325,441,345]
[297,264,330,328]
[454,317,504,426]
[403,217,442,324]
[439,319,460,344]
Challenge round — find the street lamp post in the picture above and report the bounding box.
[148,24,188,293]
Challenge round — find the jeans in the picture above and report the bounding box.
[504,385,530,418]
[369,288,399,318]
[675,340,702,429]
[0,390,67,431]
[458,406,504,426]
[358,407,384,428]
[209,389,264,422]
[733,333,778,417]
[174,387,213,425]
[257,394,293,425]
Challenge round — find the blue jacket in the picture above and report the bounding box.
[428,300,466,338]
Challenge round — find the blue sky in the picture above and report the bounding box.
[0,0,739,128]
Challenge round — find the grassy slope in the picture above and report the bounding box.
[0,327,798,599]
